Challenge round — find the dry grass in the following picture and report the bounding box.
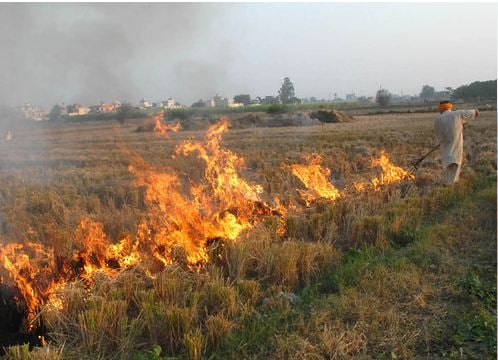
[4,344,63,360]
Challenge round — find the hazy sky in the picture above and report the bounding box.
[0,3,496,108]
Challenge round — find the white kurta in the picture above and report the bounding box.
[434,109,477,168]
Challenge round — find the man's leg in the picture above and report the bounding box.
[444,163,460,184]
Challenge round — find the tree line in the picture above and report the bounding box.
[418,80,496,102]
[376,80,496,107]
[451,80,496,101]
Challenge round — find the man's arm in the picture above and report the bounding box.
[457,109,479,124]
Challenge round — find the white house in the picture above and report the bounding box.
[161,98,183,109]
[139,98,153,108]
[18,104,48,121]
[207,95,229,107]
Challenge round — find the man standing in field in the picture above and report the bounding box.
[434,101,479,184]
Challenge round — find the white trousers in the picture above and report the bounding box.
[444,163,461,184]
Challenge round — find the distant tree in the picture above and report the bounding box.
[419,85,436,100]
[278,77,295,104]
[376,89,391,107]
[66,104,78,114]
[167,109,189,120]
[116,103,133,125]
[310,96,317,103]
[451,80,497,101]
[48,104,64,121]
[233,94,251,105]
[191,99,205,108]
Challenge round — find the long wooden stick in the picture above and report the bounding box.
[411,144,440,169]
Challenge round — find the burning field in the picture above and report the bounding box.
[0,111,496,359]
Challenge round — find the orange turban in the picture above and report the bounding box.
[438,102,453,112]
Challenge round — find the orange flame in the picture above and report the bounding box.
[288,154,341,205]
[175,118,263,206]
[0,219,144,321]
[72,218,142,277]
[128,117,269,266]
[0,242,63,323]
[370,150,414,190]
[151,112,181,135]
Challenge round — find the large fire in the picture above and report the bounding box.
[128,117,272,267]
[0,117,414,328]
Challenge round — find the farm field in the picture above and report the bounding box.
[0,110,496,359]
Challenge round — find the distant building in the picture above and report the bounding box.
[89,102,120,113]
[207,95,229,107]
[346,93,357,102]
[101,103,116,112]
[391,94,414,102]
[67,104,90,116]
[78,106,90,115]
[251,97,262,105]
[228,99,244,108]
[139,98,153,108]
[290,96,302,104]
[17,104,47,121]
[262,96,279,105]
[160,97,183,109]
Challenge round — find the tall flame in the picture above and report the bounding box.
[128,117,269,266]
[175,117,263,207]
